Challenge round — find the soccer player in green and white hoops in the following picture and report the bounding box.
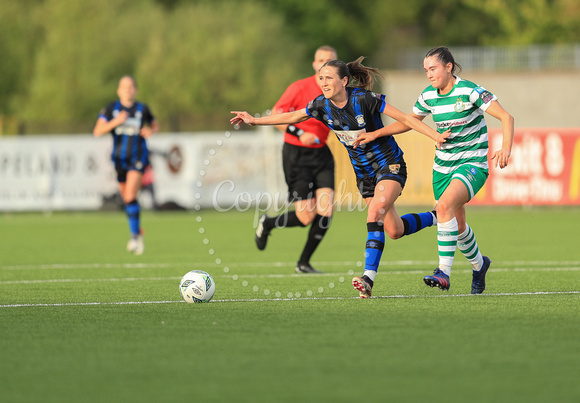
[353,46,514,294]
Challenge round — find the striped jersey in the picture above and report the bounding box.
[306,87,404,179]
[99,100,155,170]
[413,76,496,174]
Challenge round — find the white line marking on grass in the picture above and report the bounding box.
[1,291,578,308]
[3,260,580,271]
[0,277,181,285]
[1,266,579,286]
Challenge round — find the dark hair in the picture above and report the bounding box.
[321,56,382,90]
[425,46,462,75]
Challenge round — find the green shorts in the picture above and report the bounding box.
[433,165,488,201]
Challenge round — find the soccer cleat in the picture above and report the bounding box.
[295,263,323,274]
[127,233,144,255]
[352,275,373,299]
[471,256,492,294]
[431,208,438,225]
[423,269,450,291]
[126,237,137,253]
[255,214,271,250]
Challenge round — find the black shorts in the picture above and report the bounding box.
[115,160,148,183]
[282,143,335,202]
[356,159,407,198]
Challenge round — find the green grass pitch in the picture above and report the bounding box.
[1,207,579,402]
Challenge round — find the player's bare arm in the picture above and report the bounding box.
[486,100,514,169]
[92,110,129,137]
[230,109,309,127]
[353,121,412,148]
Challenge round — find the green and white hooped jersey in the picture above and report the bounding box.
[413,76,497,175]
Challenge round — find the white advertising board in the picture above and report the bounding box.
[0,130,286,212]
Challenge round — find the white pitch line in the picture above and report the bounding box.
[4,260,580,271]
[1,266,579,286]
[0,291,578,308]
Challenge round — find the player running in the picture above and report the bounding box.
[93,75,159,255]
[231,57,450,298]
[354,46,514,294]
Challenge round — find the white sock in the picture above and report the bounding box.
[457,224,484,271]
[363,270,377,282]
[437,218,458,276]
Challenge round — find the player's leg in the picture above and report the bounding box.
[295,151,335,273]
[382,205,437,240]
[123,169,144,255]
[255,198,310,251]
[255,143,311,250]
[449,166,493,294]
[353,179,402,298]
[423,178,469,290]
[296,187,334,273]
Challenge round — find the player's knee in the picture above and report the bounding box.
[386,228,404,240]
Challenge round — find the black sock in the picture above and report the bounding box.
[299,214,331,264]
[266,211,305,230]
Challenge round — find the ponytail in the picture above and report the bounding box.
[321,57,382,90]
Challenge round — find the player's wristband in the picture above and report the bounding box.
[286,125,305,137]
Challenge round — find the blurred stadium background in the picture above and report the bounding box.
[0,0,579,211]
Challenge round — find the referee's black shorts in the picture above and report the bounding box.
[282,143,335,203]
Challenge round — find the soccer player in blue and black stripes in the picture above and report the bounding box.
[93,75,159,255]
[231,57,450,298]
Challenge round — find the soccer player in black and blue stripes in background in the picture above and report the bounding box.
[93,75,159,255]
[231,57,450,298]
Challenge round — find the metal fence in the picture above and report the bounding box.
[398,43,580,71]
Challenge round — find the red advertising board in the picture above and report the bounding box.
[471,128,580,205]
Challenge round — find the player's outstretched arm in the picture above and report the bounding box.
[381,103,450,149]
[230,109,309,127]
[353,121,413,148]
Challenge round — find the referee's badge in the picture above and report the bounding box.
[389,164,400,174]
[356,114,365,127]
[454,98,465,113]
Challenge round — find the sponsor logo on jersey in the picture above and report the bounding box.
[436,120,468,129]
[454,98,465,113]
[355,114,365,127]
[389,164,400,174]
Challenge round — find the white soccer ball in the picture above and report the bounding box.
[179,270,216,303]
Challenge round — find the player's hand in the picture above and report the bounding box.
[491,148,511,169]
[230,111,256,126]
[299,132,321,146]
[140,126,153,138]
[352,131,377,149]
[436,129,452,150]
[113,110,129,126]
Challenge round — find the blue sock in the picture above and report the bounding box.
[401,211,435,236]
[125,200,141,236]
[364,222,385,277]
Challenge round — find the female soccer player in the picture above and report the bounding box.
[93,75,159,255]
[354,46,514,294]
[231,57,449,298]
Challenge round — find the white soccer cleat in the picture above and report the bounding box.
[127,235,144,255]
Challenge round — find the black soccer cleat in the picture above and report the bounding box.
[255,214,271,250]
[471,256,492,294]
[295,263,323,274]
